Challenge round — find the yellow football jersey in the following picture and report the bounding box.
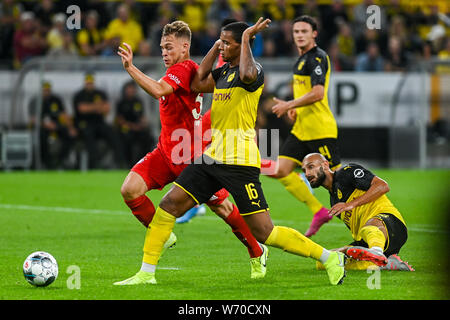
[331,164,406,241]
[204,63,264,167]
[291,46,337,141]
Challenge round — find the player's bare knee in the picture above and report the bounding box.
[246,221,273,243]
[120,183,140,201]
[160,188,195,218]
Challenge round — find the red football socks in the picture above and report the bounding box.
[224,204,263,258]
[125,195,156,227]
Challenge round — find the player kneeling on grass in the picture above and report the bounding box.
[302,153,414,271]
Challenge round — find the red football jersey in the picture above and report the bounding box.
[158,59,205,164]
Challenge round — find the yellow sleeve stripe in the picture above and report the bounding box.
[173,182,200,205]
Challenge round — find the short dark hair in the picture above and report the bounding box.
[221,18,238,28]
[222,21,253,46]
[293,15,318,32]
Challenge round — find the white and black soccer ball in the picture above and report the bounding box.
[23,251,58,287]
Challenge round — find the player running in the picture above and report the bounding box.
[302,153,414,271]
[270,15,341,237]
[114,21,267,284]
[116,18,346,286]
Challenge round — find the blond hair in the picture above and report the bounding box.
[162,20,192,42]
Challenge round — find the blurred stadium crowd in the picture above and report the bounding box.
[1,0,449,170]
[1,0,449,71]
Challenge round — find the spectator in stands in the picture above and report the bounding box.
[265,0,296,22]
[355,42,385,72]
[384,35,409,71]
[47,30,78,60]
[157,0,179,22]
[355,28,388,56]
[206,0,234,23]
[72,73,125,169]
[328,41,354,71]
[300,0,321,21]
[198,20,220,55]
[320,0,350,50]
[270,19,296,57]
[103,3,143,53]
[28,81,77,169]
[76,10,104,56]
[13,11,47,68]
[179,0,205,34]
[243,0,264,23]
[33,0,57,34]
[46,13,67,51]
[137,40,152,57]
[436,37,450,74]
[115,81,154,168]
[0,0,23,68]
[335,21,355,59]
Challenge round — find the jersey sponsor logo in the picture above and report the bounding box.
[314,65,322,75]
[342,210,352,227]
[297,60,305,71]
[294,78,306,86]
[315,57,322,63]
[213,92,231,101]
[227,72,235,82]
[354,168,364,178]
[167,73,181,85]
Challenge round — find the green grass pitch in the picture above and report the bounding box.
[0,169,449,300]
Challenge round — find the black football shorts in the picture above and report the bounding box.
[349,213,408,256]
[279,133,341,169]
[174,155,269,215]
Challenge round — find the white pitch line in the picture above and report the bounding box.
[1,203,447,234]
[0,203,128,215]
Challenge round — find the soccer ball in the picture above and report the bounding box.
[23,251,58,287]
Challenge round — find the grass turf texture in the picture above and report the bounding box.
[0,169,449,300]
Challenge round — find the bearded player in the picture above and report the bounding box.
[114,21,267,285]
[302,153,414,271]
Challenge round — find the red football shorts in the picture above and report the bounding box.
[131,147,229,206]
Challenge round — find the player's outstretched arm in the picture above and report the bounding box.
[117,42,173,99]
[240,17,271,84]
[191,40,220,93]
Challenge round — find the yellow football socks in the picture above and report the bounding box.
[264,226,324,260]
[279,172,323,214]
[359,225,386,250]
[142,207,176,265]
